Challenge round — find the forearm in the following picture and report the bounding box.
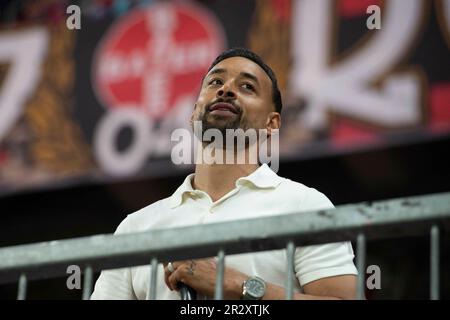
[225,277,347,300]
[165,260,356,300]
[261,282,343,300]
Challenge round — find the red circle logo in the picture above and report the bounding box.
[93,2,225,119]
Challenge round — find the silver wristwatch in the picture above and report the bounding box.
[242,276,266,300]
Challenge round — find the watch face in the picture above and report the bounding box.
[247,278,266,298]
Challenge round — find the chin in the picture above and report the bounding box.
[204,118,239,130]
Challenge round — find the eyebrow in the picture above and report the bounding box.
[240,72,259,85]
[206,68,260,86]
[207,68,226,77]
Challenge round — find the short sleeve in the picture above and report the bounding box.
[294,188,358,286]
[90,216,137,300]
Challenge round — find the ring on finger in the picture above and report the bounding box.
[167,262,175,273]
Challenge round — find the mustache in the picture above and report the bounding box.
[204,98,242,114]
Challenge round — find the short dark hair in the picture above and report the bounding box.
[207,47,282,114]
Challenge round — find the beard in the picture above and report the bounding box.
[194,100,249,139]
[192,101,265,154]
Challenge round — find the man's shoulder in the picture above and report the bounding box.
[277,175,309,192]
[275,175,311,197]
[114,197,172,234]
[276,176,335,210]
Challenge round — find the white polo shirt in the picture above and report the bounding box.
[91,164,357,300]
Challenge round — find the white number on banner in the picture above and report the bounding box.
[437,0,450,47]
[0,28,49,142]
[290,0,425,130]
[93,98,193,176]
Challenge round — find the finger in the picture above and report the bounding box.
[163,262,175,290]
[163,264,171,275]
[168,270,178,291]
[168,267,186,291]
[166,261,184,271]
[163,261,179,276]
[164,271,172,290]
[164,261,188,290]
[164,261,179,290]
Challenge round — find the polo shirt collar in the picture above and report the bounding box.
[169,173,196,209]
[169,164,283,208]
[237,163,283,189]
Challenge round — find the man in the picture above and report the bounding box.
[91,48,358,300]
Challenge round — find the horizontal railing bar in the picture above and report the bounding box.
[0,192,449,284]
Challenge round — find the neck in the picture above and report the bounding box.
[193,163,259,202]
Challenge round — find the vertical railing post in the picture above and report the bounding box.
[149,257,158,300]
[285,241,295,300]
[17,273,27,300]
[82,265,93,300]
[430,225,440,300]
[214,249,225,300]
[356,233,366,300]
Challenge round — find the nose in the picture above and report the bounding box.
[216,83,236,99]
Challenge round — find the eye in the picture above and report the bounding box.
[208,78,223,86]
[242,83,255,91]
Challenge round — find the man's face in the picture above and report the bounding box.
[192,56,276,135]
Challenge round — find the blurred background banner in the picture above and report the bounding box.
[0,0,449,196]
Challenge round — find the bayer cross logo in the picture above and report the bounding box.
[93,2,225,118]
[91,2,225,176]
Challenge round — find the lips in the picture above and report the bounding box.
[209,102,238,114]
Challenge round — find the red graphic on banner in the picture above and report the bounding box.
[270,0,291,23]
[93,2,225,118]
[429,83,450,132]
[0,150,7,166]
[338,0,382,18]
[331,120,380,147]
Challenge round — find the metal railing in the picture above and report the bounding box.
[1,192,450,300]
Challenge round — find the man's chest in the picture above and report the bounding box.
[149,189,300,229]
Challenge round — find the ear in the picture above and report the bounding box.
[190,103,197,126]
[265,112,281,135]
